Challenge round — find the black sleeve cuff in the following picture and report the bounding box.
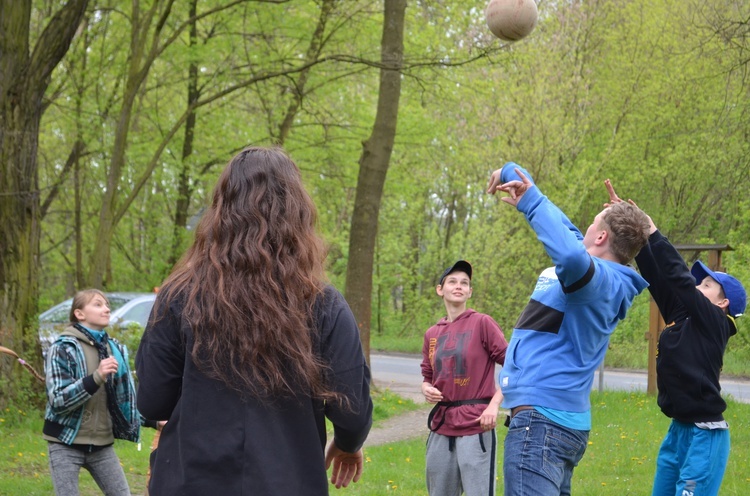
[141,418,158,429]
[82,374,101,395]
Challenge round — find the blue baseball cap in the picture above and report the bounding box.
[691,260,747,318]
[439,260,472,286]
[500,161,535,185]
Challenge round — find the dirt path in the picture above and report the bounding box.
[365,378,429,447]
[365,407,431,447]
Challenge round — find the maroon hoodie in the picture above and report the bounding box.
[421,309,507,436]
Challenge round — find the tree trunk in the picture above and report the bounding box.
[0,0,89,406]
[275,0,335,144]
[344,0,405,365]
[87,0,168,288]
[169,0,199,269]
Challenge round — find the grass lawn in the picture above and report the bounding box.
[341,391,750,495]
[0,387,420,495]
[2,390,749,494]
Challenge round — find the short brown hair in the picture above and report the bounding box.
[600,202,651,264]
[69,289,108,323]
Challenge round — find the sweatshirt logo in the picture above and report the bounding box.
[433,331,471,382]
[534,268,558,292]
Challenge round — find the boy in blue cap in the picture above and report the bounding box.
[487,164,652,496]
[606,180,747,496]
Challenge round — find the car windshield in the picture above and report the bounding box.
[118,301,153,328]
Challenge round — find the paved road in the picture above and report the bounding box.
[371,353,750,404]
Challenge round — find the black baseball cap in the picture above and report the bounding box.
[439,260,472,286]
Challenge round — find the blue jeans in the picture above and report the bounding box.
[47,442,130,496]
[503,410,589,496]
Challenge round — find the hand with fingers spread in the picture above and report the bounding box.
[494,167,534,208]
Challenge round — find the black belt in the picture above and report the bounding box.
[427,398,492,432]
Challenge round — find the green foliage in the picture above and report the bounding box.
[0,334,47,411]
[111,322,145,372]
[24,0,750,381]
[370,388,422,423]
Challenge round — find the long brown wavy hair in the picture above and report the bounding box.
[159,147,334,401]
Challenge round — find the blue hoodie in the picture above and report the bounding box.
[499,170,648,418]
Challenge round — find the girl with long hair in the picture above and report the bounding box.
[136,147,372,495]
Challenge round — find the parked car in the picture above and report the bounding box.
[38,292,157,358]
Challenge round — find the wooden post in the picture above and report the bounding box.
[707,250,723,272]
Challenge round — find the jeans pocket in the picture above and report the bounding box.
[541,426,587,482]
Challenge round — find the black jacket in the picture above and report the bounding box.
[136,285,373,495]
[635,231,736,423]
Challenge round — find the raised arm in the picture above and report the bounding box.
[488,163,590,290]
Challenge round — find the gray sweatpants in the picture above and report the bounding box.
[47,441,131,496]
[425,430,497,496]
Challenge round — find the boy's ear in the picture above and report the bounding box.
[717,298,730,313]
[596,229,609,246]
[436,285,444,297]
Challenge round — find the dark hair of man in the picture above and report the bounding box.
[600,202,651,264]
[159,147,336,402]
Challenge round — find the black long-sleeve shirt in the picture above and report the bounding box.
[635,230,736,423]
[136,285,373,495]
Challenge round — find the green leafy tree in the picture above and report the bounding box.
[0,0,89,406]
[345,0,406,363]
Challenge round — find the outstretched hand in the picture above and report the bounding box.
[603,179,657,234]
[605,178,640,208]
[489,167,534,207]
[487,168,504,195]
[603,178,622,207]
[604,178,642,208]
[325,442,364,489]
